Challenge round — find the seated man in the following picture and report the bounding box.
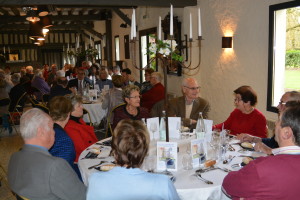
[67,68,92,95]
[49,77,73,100]
[237,91,300,154]
[141,72,165,112]
[222,104,300,199]
[168,78,210,129]
[8,108,86,200]
[121,68,140,87]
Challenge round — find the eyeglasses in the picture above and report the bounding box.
[234,98,242,102]
[129,95,141,99]
[278,101,287,106]
[184,86,200,91]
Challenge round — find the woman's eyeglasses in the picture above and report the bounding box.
[129,95,141,99]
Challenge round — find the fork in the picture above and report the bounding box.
[195,173,213,184]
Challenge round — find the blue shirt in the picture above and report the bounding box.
[96,79,113,91]
[87,166,180,200]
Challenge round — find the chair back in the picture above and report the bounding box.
[28,95,49,114]
[9,92,27,113]
[105,103,126,138]
[83,108,93,126]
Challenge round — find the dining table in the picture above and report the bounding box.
[78,134,266,200]
[82,98,107,125]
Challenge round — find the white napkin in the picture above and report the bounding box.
[147,117,160,140]
[168,117,181,139]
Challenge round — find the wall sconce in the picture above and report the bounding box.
[222,37,233,48]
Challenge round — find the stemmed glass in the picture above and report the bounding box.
[150,122,157,140]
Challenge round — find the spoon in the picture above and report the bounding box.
[223,155,235,164]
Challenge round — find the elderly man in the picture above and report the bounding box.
[141,72,165,112]
[8,108,86,200]
[25,65,34,80]
[222,104,300,199]
[168,78,210,129]
[67,68,92,95]
[31,69,50,101]
[113,66,121,75]
[238,91,300,154]
[96,68,113,91]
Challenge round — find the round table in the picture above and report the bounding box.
[78,136,266,200]
[83,99,107,125]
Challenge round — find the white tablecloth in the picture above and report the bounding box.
[78,137,266,200]
[83,99,107,125]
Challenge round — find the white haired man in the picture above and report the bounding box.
[8,108,86,200]
[168,78,210,129]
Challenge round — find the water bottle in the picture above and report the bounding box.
[195,112,206,139]
[159,110,166,141]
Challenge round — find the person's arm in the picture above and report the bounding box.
[253,113,268,138]
[262,136,279,148]
[237,133,262,143]
[167,179,180,200]
[50,158,86,200]
[254,142,273,155]
[213,111,234,131]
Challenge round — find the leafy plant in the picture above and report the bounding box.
[286,50,300,69]
[147,35,183,62]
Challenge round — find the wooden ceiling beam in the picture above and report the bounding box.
[112,8,131,26]
[0,0,197,7]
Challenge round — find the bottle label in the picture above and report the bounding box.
[196,131,205,140]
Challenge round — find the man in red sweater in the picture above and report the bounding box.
[141,72,165,112]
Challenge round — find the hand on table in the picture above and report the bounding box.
[237,133,262,143]
[254,142,272,155]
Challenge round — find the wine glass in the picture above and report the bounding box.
[182,144,193,170]
[150,122,157,140]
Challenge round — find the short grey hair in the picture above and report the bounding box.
[34,69,43,77]
[20,108,52,140]
[25,66,33,73]
[182,78,198,87]
[287,91,300,101]
[65,94,83,110]
[151,72,162,82]
[11,73,21,84]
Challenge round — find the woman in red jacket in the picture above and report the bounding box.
[213,85,267,138]
[65,94,98,162]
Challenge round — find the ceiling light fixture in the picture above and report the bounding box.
[26,10,40,22]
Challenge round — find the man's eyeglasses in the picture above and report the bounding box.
[234,98,242,102]
[278,101,287,106]
[129,95,141,99]
[184,86,200,91]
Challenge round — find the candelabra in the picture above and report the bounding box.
[129,35,203,142]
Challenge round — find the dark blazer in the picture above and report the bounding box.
[67,77,92,89]
[168,96,210,129]
[49,85,72,100]
[8,144,86,200]
[8,83,26,112]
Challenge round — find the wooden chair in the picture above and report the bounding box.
[83,108,93,126]
[42,94,50,106]
[105,103,126,138]
[27,95,49,114]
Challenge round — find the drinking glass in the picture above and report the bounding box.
[182,146,193,170]
[150,122,157,140]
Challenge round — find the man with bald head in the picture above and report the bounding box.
[168,78,210,129]
[8,108,86,200]
[238,91,300,154]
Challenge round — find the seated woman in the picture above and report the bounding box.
[48,96,81,175]
[87,119,180,200]
[140,68,154,94]
[102,75,124,121]
[65,94,98,162]
[213,85,267,138]
[112,85,149,130]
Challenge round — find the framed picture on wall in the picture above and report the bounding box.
[124,35,130,59]
[9,54,19,61]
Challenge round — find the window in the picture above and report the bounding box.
[115,35,120,61]
[95,41,102,64]
[267,1,300,112]
[139,27,157,82]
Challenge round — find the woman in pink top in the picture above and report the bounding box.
[213,85,267,138]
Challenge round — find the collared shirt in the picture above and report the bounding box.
[272,145,300,155]
[26,144,48,152]
[185,97,195,119]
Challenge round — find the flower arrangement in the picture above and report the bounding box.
[147,36,183,62]
[67,48,98,59]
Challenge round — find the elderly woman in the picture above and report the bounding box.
[112,85,149,130]
[87,119,180,200]
[31,69,50,100]
[213,85,267,138]
[141,68,154,94]
[48,96,81,177]
[96,68,113,91]
[64,94,98,162]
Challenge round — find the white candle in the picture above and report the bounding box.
[170,4,173,36]
[130,11,134,40]
[133,9,136,38]
[198,8,202,37]
[189,13,193,39]
[158,16,162,40]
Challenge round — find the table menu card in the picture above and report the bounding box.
[157,142,178,171]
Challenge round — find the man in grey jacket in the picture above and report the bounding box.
[8,108,86,200]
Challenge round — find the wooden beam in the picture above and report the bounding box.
[78,23,102,39]
[112,8,131,26]
[0,0,197,7]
